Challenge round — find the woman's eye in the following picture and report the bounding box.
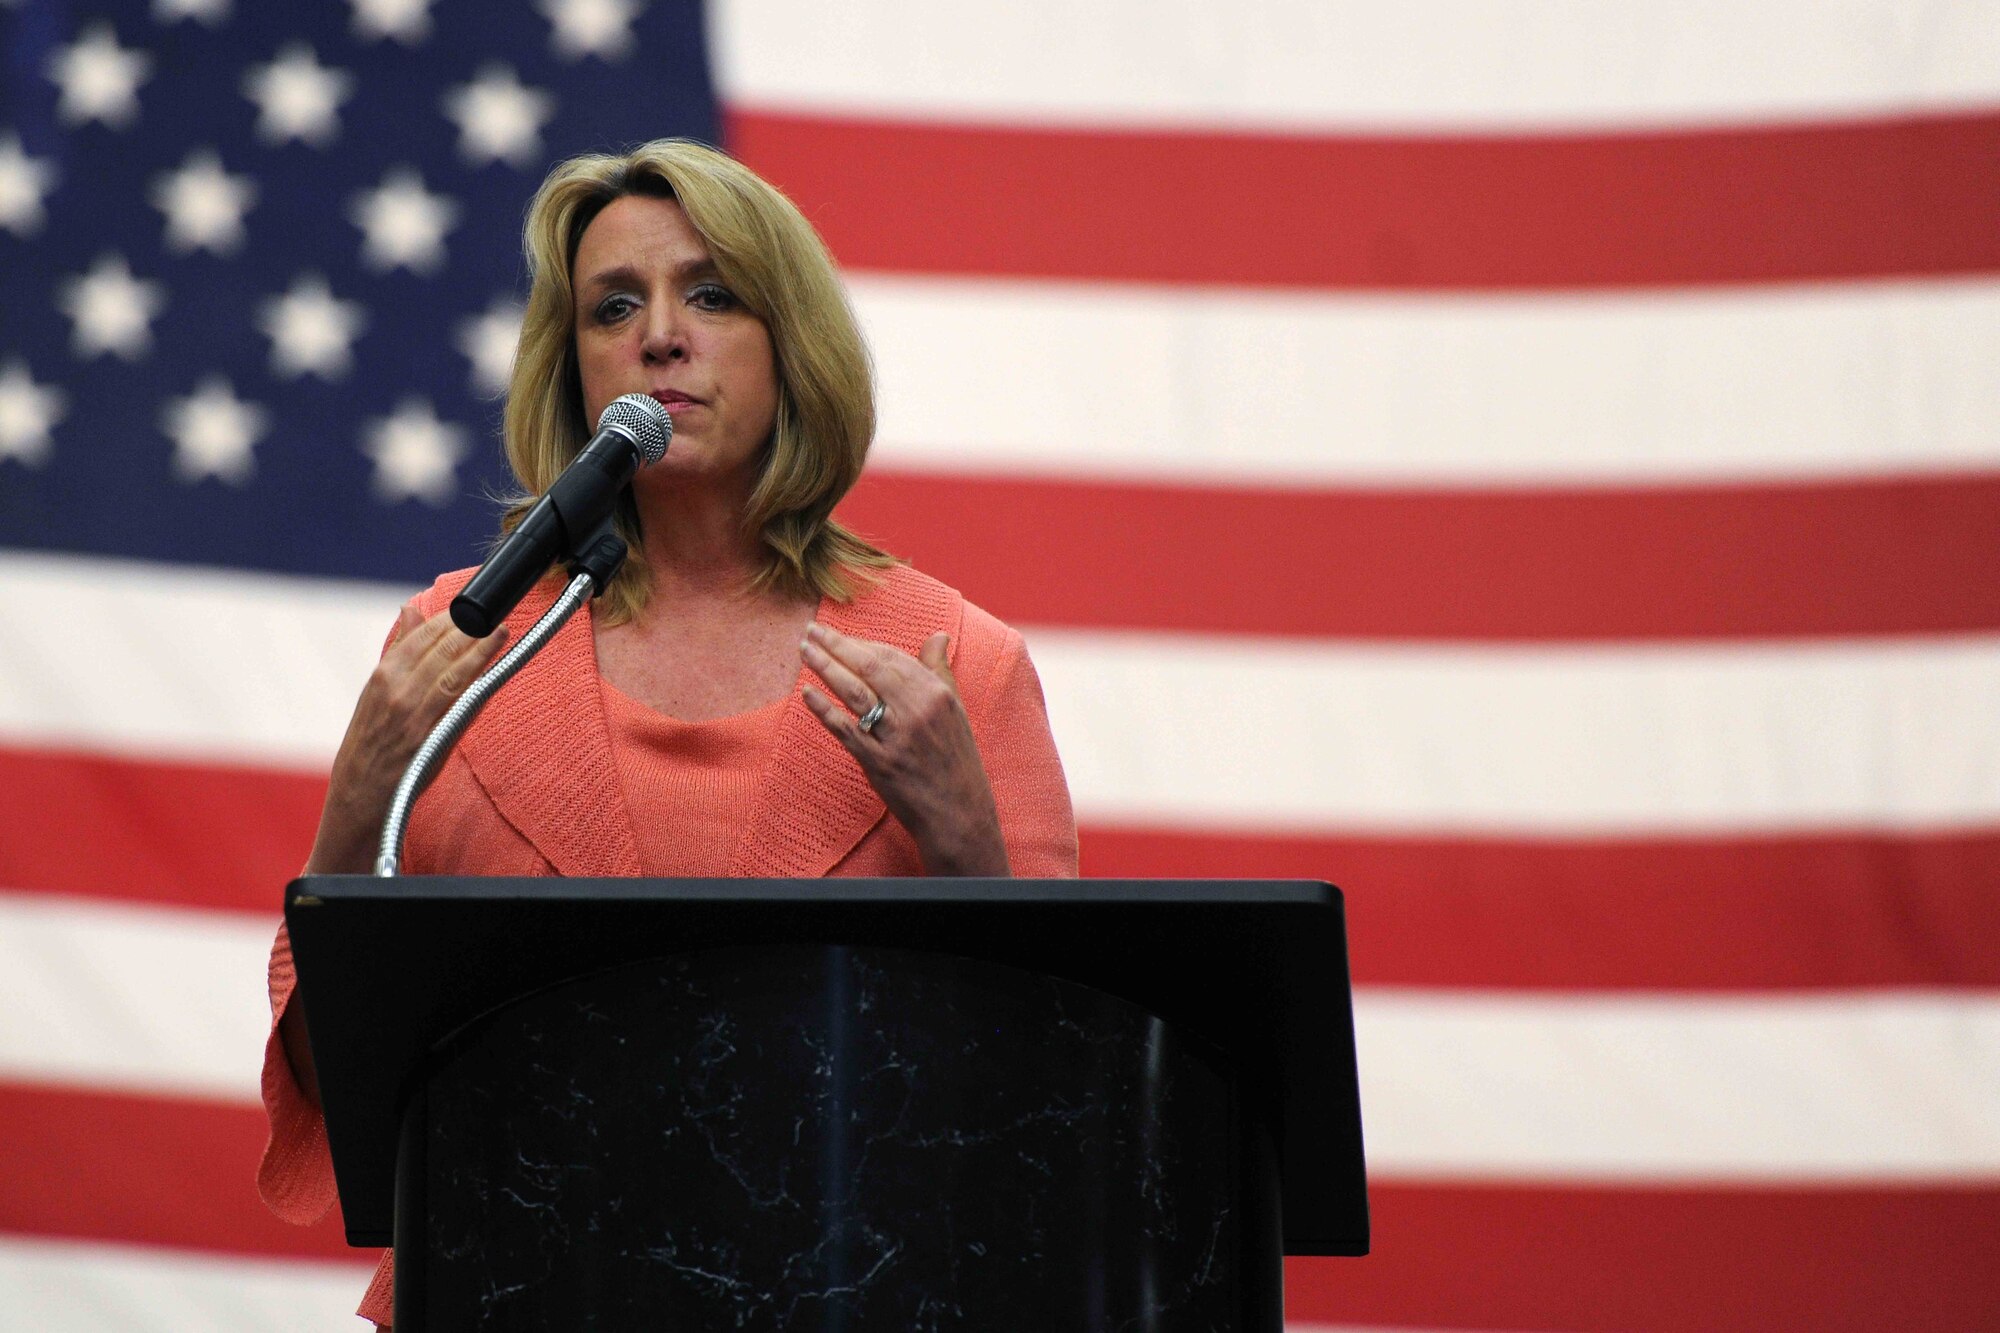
[594,295,636,323]
[689,283,736,312]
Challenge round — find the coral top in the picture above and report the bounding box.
[258,563,1078,1327]
[598,679,787,875]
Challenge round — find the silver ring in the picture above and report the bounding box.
[857,699,886,734]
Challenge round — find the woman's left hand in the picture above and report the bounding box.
[800,623,1009,876]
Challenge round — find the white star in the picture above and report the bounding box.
[242,44,352,147]
[457,297,524,397]
[0,361,66,468]
[361,398,467,505]
[47,23,152,129]
[540,0,643,61]
[261,274,366,380]
[442,65,556,168]
[161,376,266,484]
[152,0,231,23]
[150,149,256,255]
[59,253,166,360]
[349,0,433,44]
[350,167,458,275]
[0,133,58,237]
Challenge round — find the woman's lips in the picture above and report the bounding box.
[649,391,699,414]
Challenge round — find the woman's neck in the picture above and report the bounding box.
[598,485,820,720]
[628,484,775,612]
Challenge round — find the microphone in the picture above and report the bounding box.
[451,393,671,637]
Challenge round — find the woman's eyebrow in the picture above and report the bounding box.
[577,256,720,293]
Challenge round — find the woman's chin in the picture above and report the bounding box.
[631,457,758,504]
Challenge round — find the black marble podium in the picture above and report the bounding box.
[286,878,1367,1330]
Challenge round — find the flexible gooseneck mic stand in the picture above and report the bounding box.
[374,527,628,876]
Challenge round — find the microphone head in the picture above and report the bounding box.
[598,392,672,465]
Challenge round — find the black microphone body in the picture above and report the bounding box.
[451,394,671,637]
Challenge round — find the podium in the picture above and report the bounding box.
[286,877,1368,1330]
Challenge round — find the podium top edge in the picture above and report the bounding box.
[288,876,1339,908]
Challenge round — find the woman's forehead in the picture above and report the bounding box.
[574,195,712,280]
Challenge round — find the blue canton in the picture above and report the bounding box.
[0,0,718,583]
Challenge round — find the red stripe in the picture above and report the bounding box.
[728,107,2000,290]
[0,1081,357,1262]
[1082,825,2000,990]
[6,744,1996,992]
[1287,1181,2000,1332]
[0,745,324,916]
[3,1080,1989,1330]
[838,468,2000,641]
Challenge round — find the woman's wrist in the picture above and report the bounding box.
[916,815,1011,877]
[306,774,392,876]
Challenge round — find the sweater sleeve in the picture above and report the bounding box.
[957,605,1079,878]
[257,591,431,1227]
[255,919,338,1224]
[260,935,398,1323]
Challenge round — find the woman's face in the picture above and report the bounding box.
[571,194,779,497]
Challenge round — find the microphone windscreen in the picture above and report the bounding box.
[598,393,672,465]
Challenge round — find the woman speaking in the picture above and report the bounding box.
[258,139,1078,1327]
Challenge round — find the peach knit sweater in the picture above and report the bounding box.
[258,563,1078,1326]
[599,680,786,874]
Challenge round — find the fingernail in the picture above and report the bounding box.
[806,623,828,642]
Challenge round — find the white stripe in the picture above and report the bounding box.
[1356,990,2000,1180]
[1029,628,2000,835]
[0,1237,1386,1333]
[0,1238,1447,1333]
[715,0,2000,130]
[0,1236,371,1333]
[6,893,1997,1178]
[7,555,2000,834]
[0,894,273,1102]
[0,552,408,768]
[853,274,2000,485]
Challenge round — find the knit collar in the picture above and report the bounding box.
[454,565,957,879]
[454,577,640,878]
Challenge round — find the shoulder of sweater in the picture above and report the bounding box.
[405,561,1020,662]
[842,562,1015,656]
[411,566,481,618]
[850,564,1025,707]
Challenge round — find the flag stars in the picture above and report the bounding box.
[151,150,256,255]
[0,361,66,468]
[458,297,525,397]
[0,134,58,237]
[362,399,467,505]
[350,0,434,44]
[443,66,557,168]
[261,274,366,380]
[161,377,266,485]
[351,168,459,275]
[60,254,167,360]
[243,45,352,147]
[152,0,232,23]
[47,23,152,130]
[540,0,644,61]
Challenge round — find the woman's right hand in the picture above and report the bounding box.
[304,604,511,875]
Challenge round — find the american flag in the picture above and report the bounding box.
[3,1,1998,1328]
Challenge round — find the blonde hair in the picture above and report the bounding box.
[501,138,894,622]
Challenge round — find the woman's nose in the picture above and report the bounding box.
[639,305,686,363]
